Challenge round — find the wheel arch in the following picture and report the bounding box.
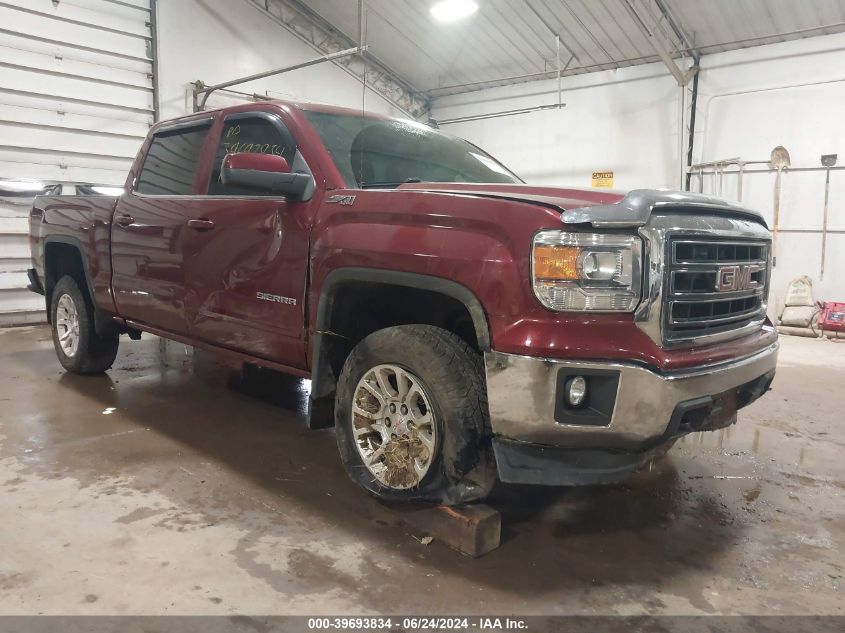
[307,267,491,429]
[43,236,109,333]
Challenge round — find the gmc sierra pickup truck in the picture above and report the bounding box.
[28,101,778,504]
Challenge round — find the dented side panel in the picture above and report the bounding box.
[182,195,315,368]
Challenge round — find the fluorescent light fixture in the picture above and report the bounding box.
[430,0,478,22]
[0,179,45,192]
[90,186,124,196]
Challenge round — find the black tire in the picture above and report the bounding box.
[334,325,496,505]
[50,275,119,375]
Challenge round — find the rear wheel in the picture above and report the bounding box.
[50,275,119,374]
[334,325,496,505]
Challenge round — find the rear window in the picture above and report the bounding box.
[136,125,209,195]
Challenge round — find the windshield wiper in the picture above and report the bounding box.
[359,177,423,189]
[360,182,403,189]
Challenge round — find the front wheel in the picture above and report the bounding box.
[51,275,119,374]
[334,325,496,505]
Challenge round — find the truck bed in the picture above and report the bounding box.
[29,195,120,319]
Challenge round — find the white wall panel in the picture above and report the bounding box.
[0,123,143,159]
[431,61,683,192]
[433,32,845,313]
[0,2,150,59]
[0,45,151,89]
[0,0,153,324]
[0,103,150,138]
[0,65,152,112]
[0,31,151,74]
[156,0,403,121]
[0,216,27,234]
[0,235,31,259]
[0,149,133,184]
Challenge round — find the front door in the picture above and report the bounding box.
[111,119,212,335]
[183,112,315,369]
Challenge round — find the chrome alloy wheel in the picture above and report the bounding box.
[55,293,80,358]
[351,364,437,489]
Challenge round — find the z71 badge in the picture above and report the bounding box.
[326,194,356,206]
[257,292,296,306]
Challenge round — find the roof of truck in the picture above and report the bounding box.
[155,99,400,132]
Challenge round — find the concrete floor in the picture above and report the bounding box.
[0,325,842,616]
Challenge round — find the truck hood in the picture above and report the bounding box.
[397,182,767,228]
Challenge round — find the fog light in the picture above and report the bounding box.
[565,376,587,407]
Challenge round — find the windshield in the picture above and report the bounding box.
[303,111,522,188]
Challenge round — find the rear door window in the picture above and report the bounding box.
[135,124,209,195]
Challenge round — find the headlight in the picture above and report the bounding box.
[532,231,642,312]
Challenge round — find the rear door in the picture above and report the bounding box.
[183,111,316,368]
[111,119,213,335]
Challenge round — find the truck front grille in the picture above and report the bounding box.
[664,238,769,342]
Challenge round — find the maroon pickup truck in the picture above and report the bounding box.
[28,101,778,504]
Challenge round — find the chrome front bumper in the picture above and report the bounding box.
[484,342,779,449]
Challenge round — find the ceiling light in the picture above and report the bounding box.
[0,179,45,192]
[430,0,478,22]
[90,186,124,196]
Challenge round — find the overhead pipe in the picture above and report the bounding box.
[436,104,564,126]
[524,1,581,65]
[434,31,567,126]
[194,46,367,111]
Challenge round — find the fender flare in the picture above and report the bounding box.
[315,267,490,350]
[43,236,108,332]
[307,267,491,429]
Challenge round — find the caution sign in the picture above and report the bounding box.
[591,171,614,188]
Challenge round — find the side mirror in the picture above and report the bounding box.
[221,153,311,199]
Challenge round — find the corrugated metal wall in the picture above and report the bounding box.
[0,0,154,325]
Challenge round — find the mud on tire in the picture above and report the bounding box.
[50,275,119,375]
[334,325,496,505]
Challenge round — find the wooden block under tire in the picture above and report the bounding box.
[397,503,501,557]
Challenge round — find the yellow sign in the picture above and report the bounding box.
[592,171,614,188]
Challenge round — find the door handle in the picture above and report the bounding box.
[115,213,134,227]
[187,218,215,231]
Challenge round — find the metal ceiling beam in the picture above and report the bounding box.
[654,0,696,56]
[246,0,429,119]
[622,0,696,86]
[524,1,581,64]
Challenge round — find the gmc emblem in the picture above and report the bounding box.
[716,264,762,292]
